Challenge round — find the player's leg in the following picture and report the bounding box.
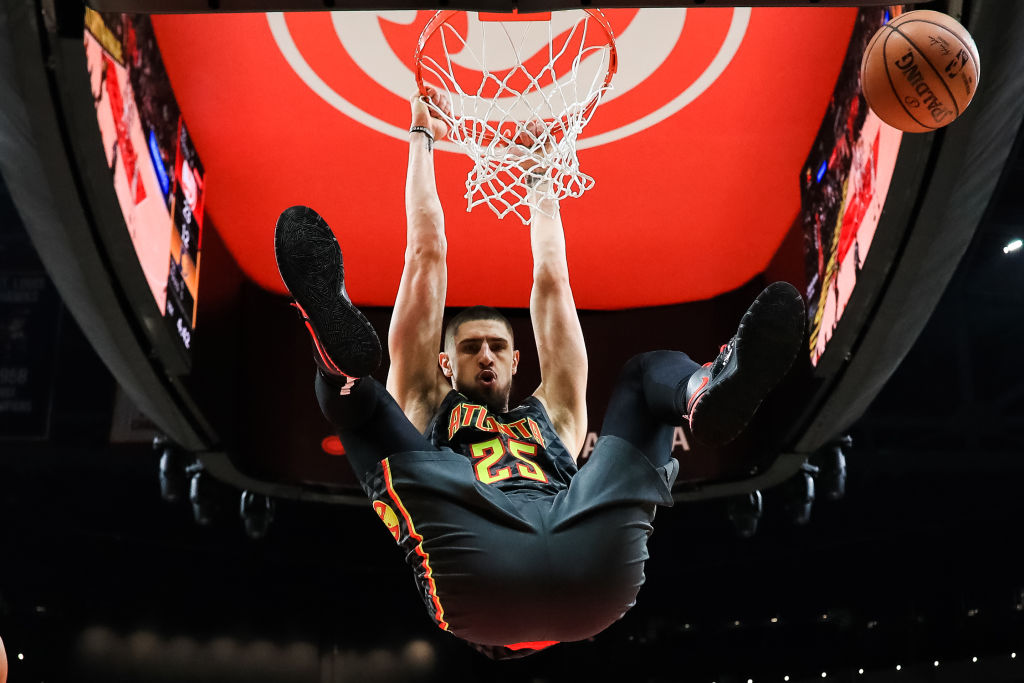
[600,282,806,456]
[600,350,698,467]
[314,372,435,477]
[275,205,434,479]
[554,283,807,637]
[683,281,806,444]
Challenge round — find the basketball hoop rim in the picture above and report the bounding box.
[413,9,619,143]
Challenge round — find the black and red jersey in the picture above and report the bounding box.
[425,390,578,493]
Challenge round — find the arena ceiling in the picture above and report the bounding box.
[151,7,858,309]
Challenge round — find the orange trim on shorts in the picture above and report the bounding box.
[382,458,449,631]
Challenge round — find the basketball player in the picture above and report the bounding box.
[275,89,806,659]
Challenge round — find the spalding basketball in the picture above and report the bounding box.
[861,10,980,133]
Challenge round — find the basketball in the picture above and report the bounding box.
[860,10,981,133]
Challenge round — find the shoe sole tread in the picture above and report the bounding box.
[274,206,381,377]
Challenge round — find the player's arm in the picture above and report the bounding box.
[386,90,453,432]
[529,186,589,461]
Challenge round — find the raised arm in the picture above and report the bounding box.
[386,90,453,432]
[529,188,589,461]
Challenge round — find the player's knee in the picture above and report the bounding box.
[618,351,665,387]
[617,352,646,383]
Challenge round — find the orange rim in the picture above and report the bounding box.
[414,9,618,145]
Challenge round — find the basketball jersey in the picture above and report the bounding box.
[425,390,578,494]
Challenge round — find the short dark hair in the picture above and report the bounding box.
[444,306,514,354]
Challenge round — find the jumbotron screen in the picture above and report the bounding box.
[798,6,904,368]
[83,9,205,357]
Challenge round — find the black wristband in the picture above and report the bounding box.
[409,126,434,151]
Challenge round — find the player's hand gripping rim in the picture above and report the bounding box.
[411,86,451,143]
[501,119,557,191]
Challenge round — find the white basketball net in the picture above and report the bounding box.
[417,11,616,224]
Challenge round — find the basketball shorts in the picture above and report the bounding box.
[361,434,679,647]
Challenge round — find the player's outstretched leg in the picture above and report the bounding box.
[684,281,805,445]
[274,205,381,380]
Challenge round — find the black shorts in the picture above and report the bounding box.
[363,434,678,647]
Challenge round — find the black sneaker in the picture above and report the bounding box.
[684,282,805,445]
[274,205,381,379]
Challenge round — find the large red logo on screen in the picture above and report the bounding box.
[267,9,750,150]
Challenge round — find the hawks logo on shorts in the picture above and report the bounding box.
[373,500,401,542]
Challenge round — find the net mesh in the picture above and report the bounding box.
[417,11,615,224]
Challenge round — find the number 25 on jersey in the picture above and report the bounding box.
[470,437,548,485]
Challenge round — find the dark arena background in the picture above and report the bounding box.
[1,0,1024,680]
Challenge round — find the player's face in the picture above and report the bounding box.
[442,319,519,411]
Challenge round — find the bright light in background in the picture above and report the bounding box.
[1004,238,1023,254]
[17,653,24,660]
[973,656,979,663]
[896,664,902,670]
[934,660,940,667]
[403,640,436,671]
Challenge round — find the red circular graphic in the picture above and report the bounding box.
[152,8,857,308]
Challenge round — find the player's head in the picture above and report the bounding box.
[440,306,519,412]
